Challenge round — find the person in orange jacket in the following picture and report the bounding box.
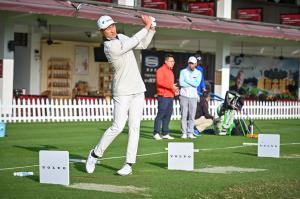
[153,54,179,140]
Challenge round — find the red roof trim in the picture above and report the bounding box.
[0,0,300,41]
[190,18,300,40]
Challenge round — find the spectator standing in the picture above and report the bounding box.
[193,55,207,136]
[195,56,207,96]
[153,54,179,140]
[179,56,202,139]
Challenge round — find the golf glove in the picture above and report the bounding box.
[150,16,156,28]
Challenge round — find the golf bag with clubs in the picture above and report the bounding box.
[214,90,249,136]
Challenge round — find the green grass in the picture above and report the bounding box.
[0,120,299,199]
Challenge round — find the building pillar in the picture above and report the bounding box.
[216,0,232,19]
[298,66,300,100]
[0,15,14,114]
[214,40,230,99]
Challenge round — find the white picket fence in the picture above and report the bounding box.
[0,98,299,123]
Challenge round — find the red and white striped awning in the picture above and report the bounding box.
[1,0,300,41]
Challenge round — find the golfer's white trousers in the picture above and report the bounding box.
[94,93,145,164]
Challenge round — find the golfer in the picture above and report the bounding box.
[86,15,155,176]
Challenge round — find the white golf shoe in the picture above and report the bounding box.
[181,134,188,139]
[188,133,196,139]
[85,150,98,173]
[162,134,175,140]
[153,134,162,140]
[117,164,132,176]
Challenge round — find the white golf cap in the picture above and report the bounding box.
[97,15,116,30]
[188,56,197,64]
[196,56,202,61]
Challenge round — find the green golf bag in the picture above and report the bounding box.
[214,91,246,135]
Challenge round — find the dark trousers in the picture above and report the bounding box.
[154,96,174,135]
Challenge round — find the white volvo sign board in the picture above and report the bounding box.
[39,151,69,185]
[168,142,194,171]
[258,134,280,158]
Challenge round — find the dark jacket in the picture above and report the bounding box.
[195,96,214,119]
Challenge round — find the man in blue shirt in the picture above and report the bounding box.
[196,56,207,96]
[194,55,207,136]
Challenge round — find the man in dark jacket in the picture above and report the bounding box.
[194,91,214,135]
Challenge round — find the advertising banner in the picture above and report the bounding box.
[230,56,299,100]
[168,142,194,171]
[237,8,263,22]
[39,150,69,185]
[141,50,161,98]
[280,13,300,26]
[142,0,167,10]
[188,2,215,16]
[258,134,280,158]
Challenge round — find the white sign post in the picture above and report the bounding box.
[258,134,280,158]
[168,142,194,171]
[39,151,69,185]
